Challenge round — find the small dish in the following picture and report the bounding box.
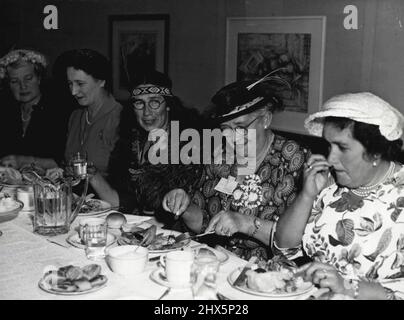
[66,232,117,249]
[38,276,107,295]
[150,268,192,289]
[106,245,148,276]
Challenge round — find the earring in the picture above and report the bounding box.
[166,107,170,112]
[372,161,377,167]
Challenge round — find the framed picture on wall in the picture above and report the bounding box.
[109,14,169,101]
[226,16,326,135]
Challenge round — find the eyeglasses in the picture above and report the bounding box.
[132,98,165,110]
[221,115,262,133]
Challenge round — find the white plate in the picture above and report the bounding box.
[38,277,107,295]
[66,233,117,249]
[77,199,112,216]
[150,268,192,289]
[118,229,191,254]
[227,267,314,298]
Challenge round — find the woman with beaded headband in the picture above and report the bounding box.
[89,70,204,227]
[0,49,71,169]
[63,49,123,177]
[162,75,310,262]
[273,92,404,299]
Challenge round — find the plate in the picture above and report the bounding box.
[77,199,112,216]
[150,268,192,289]
[38,276,107,295]
[118,229,191,253]
[227,267,314,298]
[66,232,117,249]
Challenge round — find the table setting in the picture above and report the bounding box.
[0,164,321,300]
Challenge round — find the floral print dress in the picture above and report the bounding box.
[274,165,404,299]
[192,135,310,261]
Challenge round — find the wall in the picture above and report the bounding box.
[1,0,403,130]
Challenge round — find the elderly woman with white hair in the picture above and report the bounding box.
[273,92,404,299]
[0,49,71,169]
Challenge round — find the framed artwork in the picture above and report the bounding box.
[109,14,169,100]
[226,16,326,135]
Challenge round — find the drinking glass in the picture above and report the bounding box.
[191,252,220,300]
[82,220,107,260]
[70,152,88,178]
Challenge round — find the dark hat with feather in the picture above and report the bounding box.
[209,69,289,123]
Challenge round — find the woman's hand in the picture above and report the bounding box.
[302,154,331,199]
[162,188,190,217]
[205,210,248,237]
[140,225,157,246]
[45,167,64,181]
[0,155,21,169]
[297,261,347,295]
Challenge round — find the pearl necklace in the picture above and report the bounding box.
[85,110,92,125]
[351,162,395,197]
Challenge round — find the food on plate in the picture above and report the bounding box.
[40,264,107,293]
[246,268,304,293]
[242,256,308,294]
[106,212,127,229]
[78,199,103,213]
[0,197,21,212]
[119,229,184,251]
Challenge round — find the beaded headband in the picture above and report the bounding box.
[131,85,173,97]
[0,49,47,79]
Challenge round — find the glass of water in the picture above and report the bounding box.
[70,152,88,178]
[82,220,107,260]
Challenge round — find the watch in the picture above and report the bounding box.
[250,217,262,237]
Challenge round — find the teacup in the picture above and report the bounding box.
[159,250,194,285]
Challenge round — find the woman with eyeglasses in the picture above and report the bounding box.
[89,70,204,224]
[162,79,310,261]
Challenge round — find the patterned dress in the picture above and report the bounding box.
[273,165,404,299]
[192,134,310,261]
[108,116,204,217]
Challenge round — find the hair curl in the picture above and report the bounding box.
[324,116,403,162]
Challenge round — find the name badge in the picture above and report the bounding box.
[214,176,238,195]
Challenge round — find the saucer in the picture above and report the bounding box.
[66,233,117,249]
[150,268,192,289]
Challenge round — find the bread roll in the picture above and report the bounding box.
[106,212,127,229]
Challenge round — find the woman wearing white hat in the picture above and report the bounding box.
[274,92,404,299]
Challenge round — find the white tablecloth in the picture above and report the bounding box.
[0,211,316,300]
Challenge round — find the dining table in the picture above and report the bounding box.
[0,208,319,300]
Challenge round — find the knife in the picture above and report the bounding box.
[233,256,257,287]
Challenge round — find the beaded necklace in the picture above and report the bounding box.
[351,161,395,197]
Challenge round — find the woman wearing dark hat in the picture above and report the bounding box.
[163,77,310,261]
